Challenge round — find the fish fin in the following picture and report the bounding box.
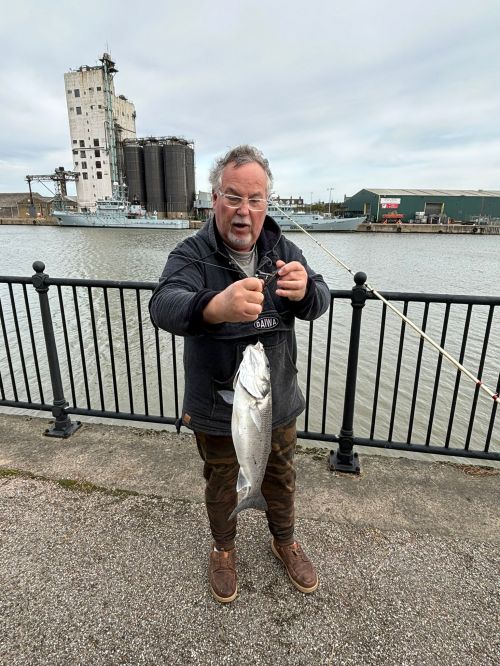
[218,390,234,405]
[228,491,268,521]
[236,468,249,493]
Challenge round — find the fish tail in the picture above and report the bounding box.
[228,492,268,521]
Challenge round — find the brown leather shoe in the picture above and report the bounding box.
[272,539,319,593]
[209,547,237,603]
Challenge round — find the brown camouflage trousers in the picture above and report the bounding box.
[195,420,297,550]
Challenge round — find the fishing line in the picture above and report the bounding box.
[167,250,243,280]
[169,250,277,284]
[269,199,499,404]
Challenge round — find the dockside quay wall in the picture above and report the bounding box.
[359,223,500,234]
[0,217,57,226]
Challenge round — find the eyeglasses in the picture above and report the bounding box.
[217,191,268,212]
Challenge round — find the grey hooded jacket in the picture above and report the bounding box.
[149,215,330,435]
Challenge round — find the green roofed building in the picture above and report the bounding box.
[344,189,500,224]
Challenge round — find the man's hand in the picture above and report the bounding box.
[203,277,264,324]
[275,260,308,301]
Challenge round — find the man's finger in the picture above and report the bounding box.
[241,277,264,292]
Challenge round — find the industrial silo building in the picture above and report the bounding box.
[122,136,195,218]
[64,53,137,211]
[64,54,196,217]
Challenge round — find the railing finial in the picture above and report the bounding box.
[33,260,45,273]
[32,261,49,293]
[354,271,367,286]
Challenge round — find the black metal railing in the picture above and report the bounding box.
[0,262,498,466]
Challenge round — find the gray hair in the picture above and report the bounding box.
[209,144,273,194]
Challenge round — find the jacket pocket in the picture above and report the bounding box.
[209,343,246,422]
[263,339,304,425]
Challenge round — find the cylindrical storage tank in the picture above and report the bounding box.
[163,143,187,214]
[185,145,196,213]
[144,143,166,213]
[124,144,147,205]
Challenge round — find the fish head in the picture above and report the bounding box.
[239,342,271,399]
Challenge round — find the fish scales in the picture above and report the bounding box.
[220,341,272,521]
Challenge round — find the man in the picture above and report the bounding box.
[149,145,330,603]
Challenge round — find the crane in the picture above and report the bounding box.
[25,167,79,214]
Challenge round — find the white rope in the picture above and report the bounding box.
[269,200,499,403]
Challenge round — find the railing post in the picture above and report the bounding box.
[32,261,81,438]
[330,271,367,473]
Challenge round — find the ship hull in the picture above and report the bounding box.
[273,216,366,232]
[53,212,190,229]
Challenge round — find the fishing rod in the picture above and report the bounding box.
[268,198,499,404]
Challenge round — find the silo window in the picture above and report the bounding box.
[82,162,87,169]
[74,89,80,97]
[95,150,100,157]
[83,173,88,180]
[97,86,102,91]
[76,107,82,115]
[93,139,99,146]
[96,172,102,179]
[80,151,85,158]
[96,161,101,168]
[79,140,85,147]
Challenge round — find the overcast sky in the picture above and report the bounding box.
[1,0,499,201]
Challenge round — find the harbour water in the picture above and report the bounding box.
[0,225,498,455]
[1,224,498,293]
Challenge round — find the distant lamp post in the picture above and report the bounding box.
[310,192,313,213]
[327,187,334,216]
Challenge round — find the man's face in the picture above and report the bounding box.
[212,162,268,251]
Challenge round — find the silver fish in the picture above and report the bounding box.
[219,341,272,521]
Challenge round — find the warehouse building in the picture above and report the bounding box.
[344,189,500,224]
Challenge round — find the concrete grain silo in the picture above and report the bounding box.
[164,142,187,215]
[144,142,166,214]
[124,143,147,205]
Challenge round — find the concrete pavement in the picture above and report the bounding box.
[0,413,499,665]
